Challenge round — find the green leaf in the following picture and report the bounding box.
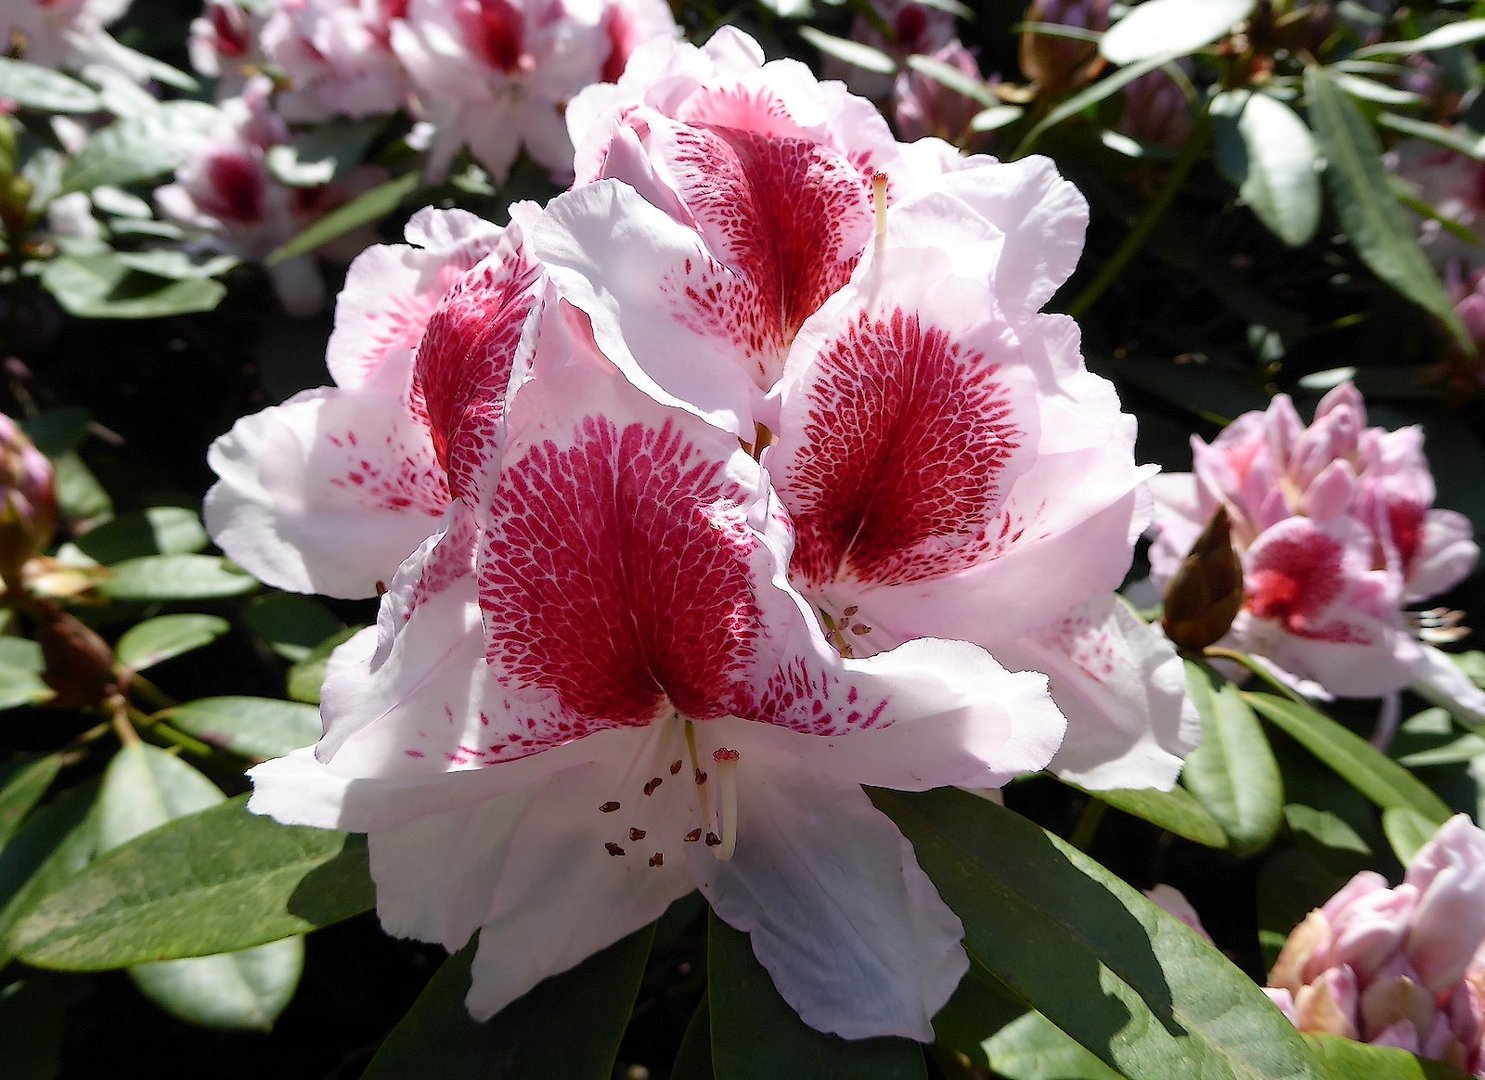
[1353,18,1485,58]
[115,615,229,672]
[904,54,999,108]
[1331,73,1425,107]
[19,409,90,459]
[99,554,257,601]
[364,925,655,1080]
[1246,693,1452,824]
[0,783,99,967]
[286,626,361,704]
[0,756,62,851]
[97,745,302,1030]
[1100,0,1255,64]
[876,788,1321,1080]
[1072,782,1227,848]
[709,912,926,1080]
[1382,806,1439,865]
[39,256,226,319]
[1396,732,1485,767]
[1303,65,1471,349]
[72,506,209,564]
[160,697,322,760]
[1015,52,1178,156]
[244,593,344,663]
[1212,90,1321,247]
[0,980,64,1080]
[797,27,897,74]
[8,795,372,969]
[1305,1033,1475,1079]
[0,57,101,113]
[1182,665,1284,856]
[1377,113,1485,160]
[672,996,714,1080]
[0,640,53,711]
[1283,805,1371,869]
[51,452,112,526]
[58,102,220,194]
[267,170,419,265]
[1257,847,1345,970]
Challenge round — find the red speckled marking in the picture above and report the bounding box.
[661,123,870,386]
[1246,527,1369,643]
[204,152,266,224]
[782,307,1025,590]
[477,416,764,749]
[1384,498,1425,576]
[410,255,539,500]
[755,652,891,735]
[459,0,525,73]
[324,425,449,515]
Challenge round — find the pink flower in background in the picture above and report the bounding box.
[1148,384,1484,716]
[1019,0,1110,93]
[1267,814,1485,1075]
[0,414,56,589]
[1388,141,1485,270]
[825,0,958,99]
[259,0,412,122]
[892,40,989,147]
[1,0,132,71]
[1116,68,1192,149]
[188,0,261,84]
[246,300,1066,1041]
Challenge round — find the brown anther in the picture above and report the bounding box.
[605,842,625,857]
[694,769,708,785]
[669,758,683,775]
[850,623,873,635]
[599,801,620,813]
[684,828,703,843]
[713,747,739,763]
[375,580,387,595]
[648,853,664,867]
[705,832,722,847]
[842,605,858,617]
[628,827,647,841]
[643,777,663,796]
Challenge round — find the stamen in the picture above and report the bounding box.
[599,801,620,813]
[871,171,889,254]
[684,828,703,843]
[643,776,663,796]
[649,853,664,867]
[669,759,683,775]
[712,748,740,861]
[605,842,625,857]
[629,827,647,841]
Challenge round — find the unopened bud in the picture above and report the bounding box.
[32,599,116,709]
[1161,504,1245,653]
[1019,0,1110,95]
[0,415,56,591]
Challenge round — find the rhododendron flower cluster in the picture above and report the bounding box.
[1266,815,1485,1074]
[206,28,1194,1039]
[1148,384,1485,718]
[1,0,132,74]
[186,0,677,183]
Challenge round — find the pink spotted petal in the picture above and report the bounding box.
[1403,508,1478,602]
[993,596,1198,791]
[1410,644,1485,727]
[205,388,449,598]
[693,750,966,1042]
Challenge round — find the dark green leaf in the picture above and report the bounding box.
[1283,805,1371,869]
[0,783,100,967]
[877,788,1321,1080]
[709,912,927,1080]
[1304,65,1470,349]
[39,256,226,319]
[19,409,90,458]
[244,593,344,663]
[904,54,998,108]
[0,756,62,851]
[364,925,655,1080]
[267,171,419,265]
[0,57,100,113]
[161,697,322,760]
[1353,19,1485,58]
[1211,90,1321,247]
[58,102,220,194]
[51,452,112,526]
[1257,848,1345,971]
[72,506,209,564]
[1381,806,1439,865]
[8,795,371,969]
[286,627,361,704]
[1183,665,1283,856]
[1246,693,1452,824]
[1071,782,1227,848]
[0,640,52,712]
[673,996,714,1080]
[0,980,64,1080]
[99,555,257,601]
[1305,1033,1475,1079]
[115,615,229,672]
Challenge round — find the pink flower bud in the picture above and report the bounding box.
[892,40,986,146]
[0,414,57,590]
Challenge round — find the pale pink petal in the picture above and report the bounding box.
[1404,508,1478,602]
[204,389,449,598]
[694,751,966,1041]
[1411,644,1485,725]
[1145,884,1213,942]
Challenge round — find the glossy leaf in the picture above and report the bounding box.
[244,593,344,663]
[1353,19,1485,59]
[1304,65,1470,349]
[0,57,100,113]
[1246,693,1452,824]
[99,554,257,601]
[935,971,1121,1079]
[0,756,62,851]
[904,54,998,108]
[39,256,227,320]
[0,640,52,711]
[364,925,655,1080]
[1211,90,1321,247]
[1283,805,1371,871]
[98,745,303,1030]
[161,697,322,760]
[51,452,112,526]
[673,996,714,1080]
[7,795,371,969]
[876,788,1322,1080]
[1100,0,1255,64]
[1381,806,1438,866]
[797,27,896,74]
[115,615,229,672]
[0,783,100,967]
[267,170,419,265]
[1183,665,1284,856]
[72,506,210,564]
[1070,782,1227,848]
[708,912,926,1080]
[1305,1034,1474,1079]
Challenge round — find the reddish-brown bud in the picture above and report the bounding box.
[32,599,116,710]
[1161,504,1245,653]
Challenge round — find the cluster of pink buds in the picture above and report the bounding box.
[1267,815,1485,1075]
[0,414,56,592]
